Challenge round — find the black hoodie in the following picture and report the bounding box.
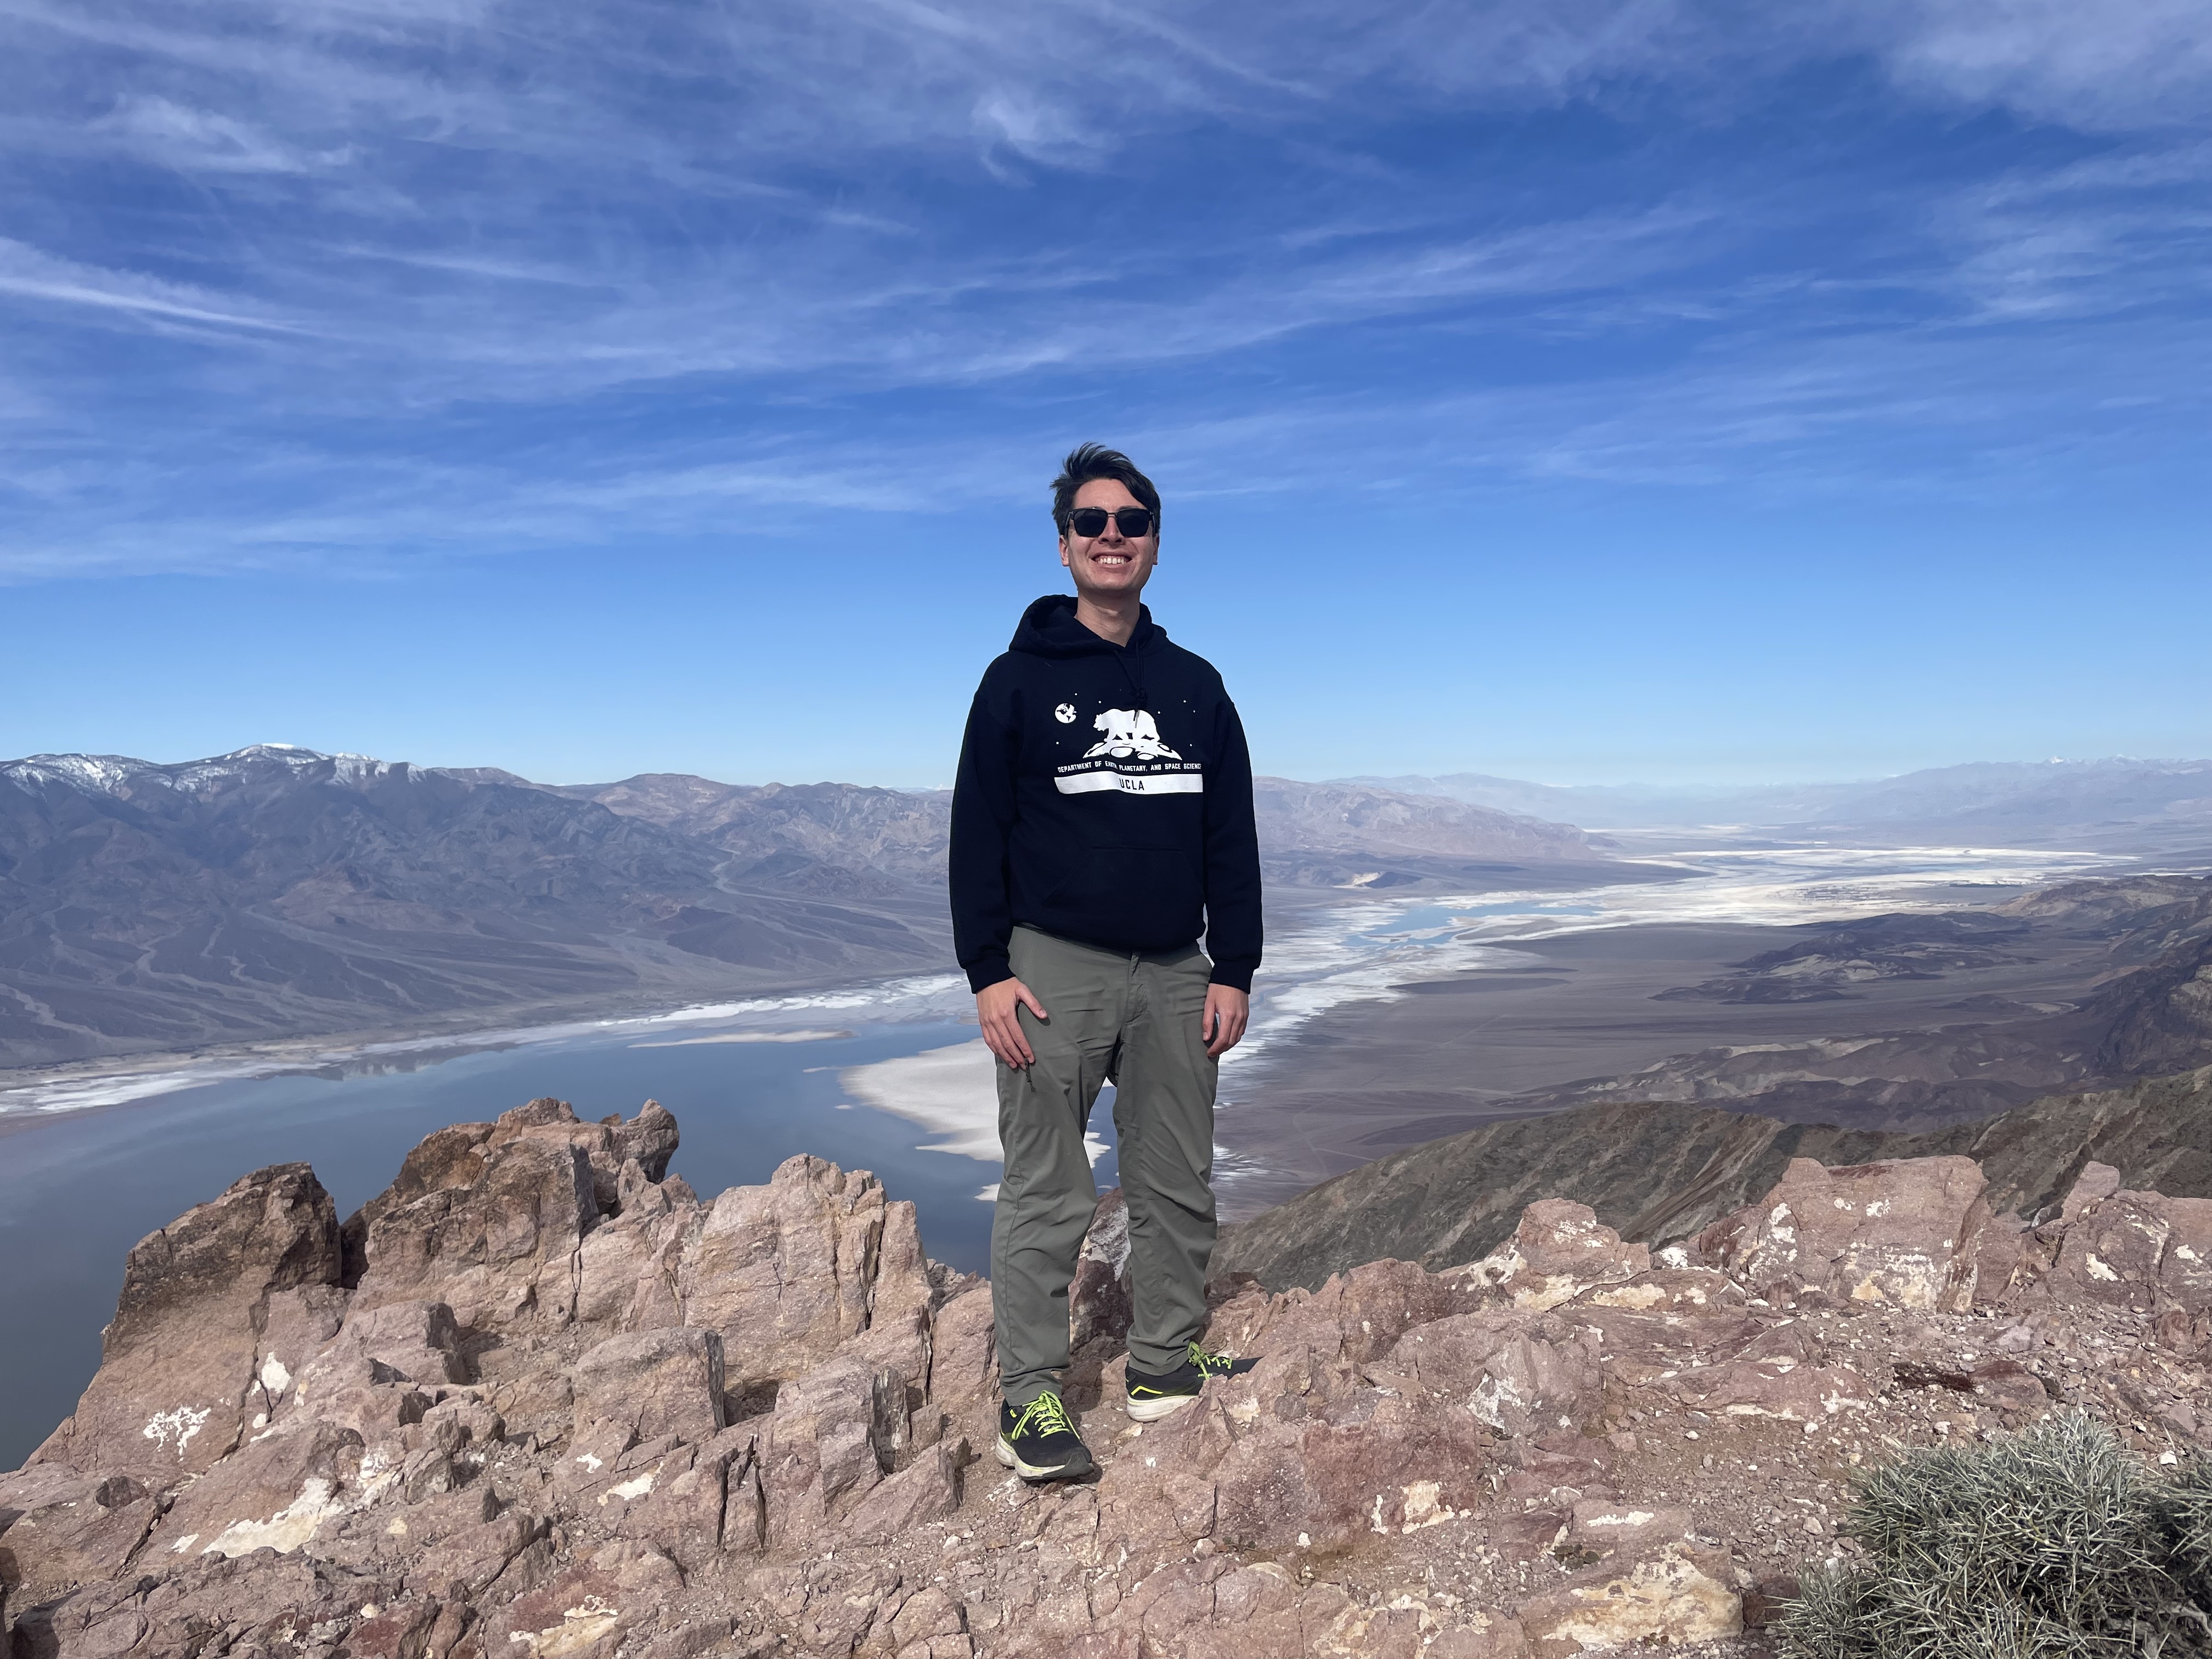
[950,595,1263,994]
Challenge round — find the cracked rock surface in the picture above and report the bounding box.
[8,1103,2212,1658]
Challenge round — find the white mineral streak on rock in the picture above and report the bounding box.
[142,1406,212,1459]
[1469,1373,1522,1429]
[2086,1252,2121,1282]
[200,1477,347,1558]
[1525,1544,1742,1650]
[1399,1481,1456,1532]
[510,1598,621,1658]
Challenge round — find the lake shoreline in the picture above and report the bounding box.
[0,970,977,1131]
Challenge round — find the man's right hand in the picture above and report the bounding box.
[977,977,1049,1069]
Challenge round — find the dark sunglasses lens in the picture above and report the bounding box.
[1070,507,1153,537]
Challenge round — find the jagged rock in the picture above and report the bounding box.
[300,1299,469,1395]
[1695,1154,1990,1311]
[1070,1189,1134,1350]
[1385,1310,1602,1437]
[678,1156,928,1394]
[0,1468,161,1609]
[2061,1160,2124,1223]
[613,1099,681,1186]
[40,1103,2212,1659]
[350,1130,597,1331]
[1513,1538,1741,1657]
[31,1162,343,1483]
[571,1329,726,1447]
[156,1420,374,1561]
[1459,1201,1651,1311]
[844,1439,966,1541]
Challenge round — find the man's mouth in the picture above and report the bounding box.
[1092,551,1131,568]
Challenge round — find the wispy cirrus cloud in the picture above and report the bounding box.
[0,0,2205,583]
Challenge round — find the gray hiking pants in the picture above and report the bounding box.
[992,924,1220,1408]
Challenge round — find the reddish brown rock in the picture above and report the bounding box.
[350,1132,597,1331]
[1070,1189,1134,1350]
[1459,1201,1651,1311]
[570,1328,726,1447]
[1695,1155,1990,1312]
[2047,1188,2212,1317]
[300,1299,469,1396]
[155,1420,369,1562]
[32,1163,343,1485]
[1514,1537,1741,1657]
[843,1440,966,1541]
[677,1156,928,1394]
[28,1114,2212,1659]
[0,1468,161,1609]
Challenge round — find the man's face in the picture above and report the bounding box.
[1059,477,1159,600]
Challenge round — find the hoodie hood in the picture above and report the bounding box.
[1009,594,1167,659]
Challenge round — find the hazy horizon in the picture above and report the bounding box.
[11,740,2211,802]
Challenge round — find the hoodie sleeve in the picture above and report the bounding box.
[949,668,1020,993]
[1201,688,1265,992]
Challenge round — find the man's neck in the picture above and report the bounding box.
[1073,591,1142,647]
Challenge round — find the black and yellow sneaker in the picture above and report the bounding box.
[1125,1343,1260,1422]
[995,1391,1094,1482]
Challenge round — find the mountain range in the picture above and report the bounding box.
[1342,757,2212,840]
[0,746,1594,1070]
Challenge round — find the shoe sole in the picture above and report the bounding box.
[1125,1392,1199,1423]
[995,1434,1094,1481]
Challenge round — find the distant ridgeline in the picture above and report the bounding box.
[1211,1063,2212,1293]
[0,745,1596,1069]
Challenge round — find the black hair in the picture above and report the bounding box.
[1050,443,1161,536]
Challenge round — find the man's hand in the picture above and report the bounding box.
[1203,984,1249,1059]
[977,977,1049,1069]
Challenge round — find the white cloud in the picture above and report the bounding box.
[0,238,305,334]
[0,0,2204,585]
[95,95,349,173]
[1878,0,2212,129]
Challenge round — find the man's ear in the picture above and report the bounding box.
[1059,537,1071,568]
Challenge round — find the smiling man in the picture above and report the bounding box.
[951,443,1264,1482]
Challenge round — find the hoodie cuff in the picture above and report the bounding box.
[1207,958,1257,994]
[965,954,1014,995]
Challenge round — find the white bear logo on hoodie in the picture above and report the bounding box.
[1084,708,1181,761]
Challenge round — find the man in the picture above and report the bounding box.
[950,443,1263,1483]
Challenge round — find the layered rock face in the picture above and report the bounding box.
[9,1105,2212,1659]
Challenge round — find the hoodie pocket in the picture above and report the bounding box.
[1044,845,1205,945]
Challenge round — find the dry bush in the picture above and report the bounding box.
[1779,1413,2212,1658]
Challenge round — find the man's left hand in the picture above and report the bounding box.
[1203,985,1249,1058]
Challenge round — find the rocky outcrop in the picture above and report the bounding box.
[15,1100,2212,1657]
[30,1162,345,1484]
[1211,1064,2212,1293]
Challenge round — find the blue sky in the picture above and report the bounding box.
[2,0,2207,787]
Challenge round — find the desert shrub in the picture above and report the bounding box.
[1777,1414,2212,1658]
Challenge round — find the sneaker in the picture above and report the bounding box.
[995,1391,1094,1482]
[1125,1343,1260,1422]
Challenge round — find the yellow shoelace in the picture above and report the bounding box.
[1015,1392,1075,1437]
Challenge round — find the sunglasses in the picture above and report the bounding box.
[1066,506,1155,539]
